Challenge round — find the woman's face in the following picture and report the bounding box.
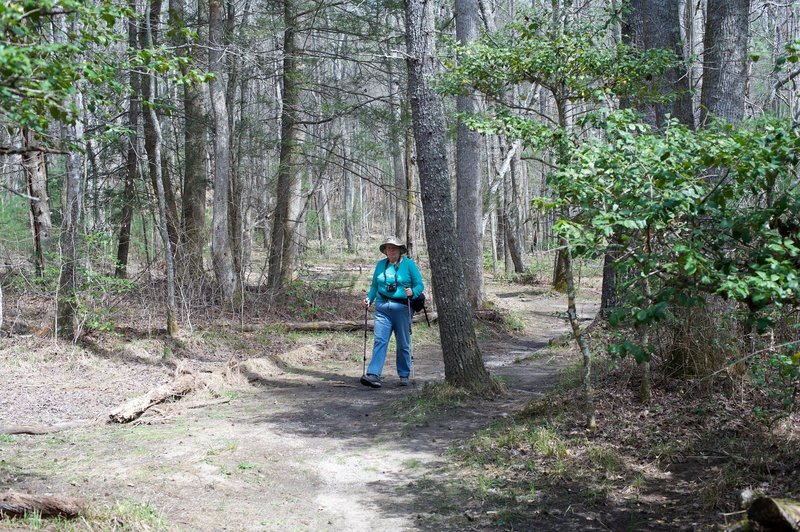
[384,244,401,262]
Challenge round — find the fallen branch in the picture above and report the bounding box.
[184,398,231,409]
[0,491,85,519]
[0,419,94,435]
[108,374,195,423]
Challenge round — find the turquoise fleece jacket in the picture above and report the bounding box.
[366,257,424,303]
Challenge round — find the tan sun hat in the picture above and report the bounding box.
[379,236,407,255]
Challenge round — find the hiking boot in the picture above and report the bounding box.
[399,376,409,386]
[360,374,382,388]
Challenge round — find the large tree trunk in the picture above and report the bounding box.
[140,0,180,253]
[145,4,178,336]
[226,0,248,285]
[267,0,305,291]
[406,0,497,394]
[174,0,208,282]
[22,129,51,277]
[700,0,751,123]
[629,0,694,127]
[57,95,85,340]
[115,1,140,279]
[209,0,239,303]
[455,0,484,310]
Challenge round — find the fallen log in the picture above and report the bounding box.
[276,310,501,332]
[748,496,800,531]
[108,374,195,423]
[277,320,374,332]
[0,419,94,435]
[0,491,85,518]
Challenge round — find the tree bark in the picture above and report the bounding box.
[343,135,355,253]
[600,241,619,314]
[140,0,180,252]
[700,0,751,123]
[115,2,140,279]
[406,0,497,394]
[388,58,407,240]
[629,0,694,127]
[145,3,179,337]
[209,0,239,303]
[57,93,85,341]
[455,0,484,309]
[173,0,209,282]
[405,124,418,258]
[21,129,51,277]
[267,0,305,292]
[563,239,596,430]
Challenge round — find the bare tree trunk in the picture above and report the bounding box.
[22,129,51,277]
[700,0,751,123]
[267,0,305,291]
[115,1,140,279]
[600,240,619,314]
[630,0,695,127]
[174,0,209,282]
[343,136,355,253]
[57,95,85,341]
[405,124,418,258]
[145,6,178,336]
[226,0,247,287]
[456,0,484,309]
[320,181,333,241]
[388,59,407,240]
[406,0,498,394]
[140,0,180,253]
[563,239,596,429]
[209,0,239,304]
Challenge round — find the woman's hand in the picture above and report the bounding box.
[404,287,413,297]
[362,297,370,309]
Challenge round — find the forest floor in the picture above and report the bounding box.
[0,263,798,531]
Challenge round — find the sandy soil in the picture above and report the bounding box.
[0,277,599,531]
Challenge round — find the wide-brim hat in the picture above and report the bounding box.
[379,236,407,255]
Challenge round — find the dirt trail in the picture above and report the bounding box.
[0,280,599,531]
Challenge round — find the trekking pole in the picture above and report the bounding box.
[362,304,369,377]
[407,296,414,381]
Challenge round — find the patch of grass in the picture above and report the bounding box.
[0,434,16,444]
[103,500,168,529]
[698,464,744,510]
[586,445,624,473]
[648,439,681,463]
[401,458,424,470]
[237,462,256,470]
[205,441,238,457]
[8,500,171,531]
[391,382,472,426]
[501,312,526,332]
[456,421,569,469]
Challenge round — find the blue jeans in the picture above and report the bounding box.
[367,300,412,378]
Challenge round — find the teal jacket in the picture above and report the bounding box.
[366,256,424,303]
